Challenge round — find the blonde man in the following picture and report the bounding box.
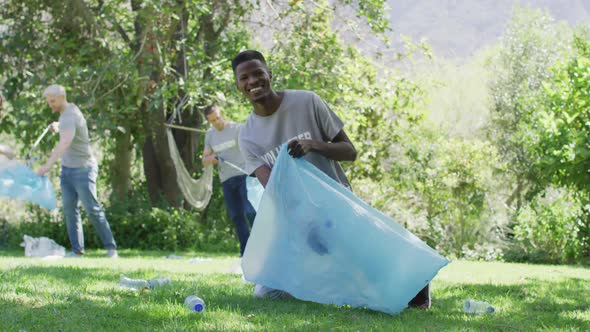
[37,84,118,258]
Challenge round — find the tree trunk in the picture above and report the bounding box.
[131,2,184,207]
[152,112,182,206]
[171,4,204,178]
[142,135,162,204]
[141,99,183,207]
[133,0,231,208]
[110,129,132,201]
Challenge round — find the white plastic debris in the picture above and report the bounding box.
[187,257,213,263]
[119,276,149,290]
[166,254,184,259]
[20,234,65,258]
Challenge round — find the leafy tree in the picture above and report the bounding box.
[267,2,424,181]
[536,34,590,193]
[487,6,571,211]
[534,32,590,259]
[0,0,390,208]
[264,2,507,259]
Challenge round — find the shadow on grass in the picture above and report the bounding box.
[1,266,391,331]
[429,280,590,331]
[113,249,235,259]
[1,265,589,331]
[0,248,237,259]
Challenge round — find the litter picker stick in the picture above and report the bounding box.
[164,123,207,133]
[32,125,51,149]
[218,157,249,175]
[26,124,52,160]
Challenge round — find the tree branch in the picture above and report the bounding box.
[111,16,133,49]
[213,6,232,40]
[131,0,145,52]
[95,0,104,12]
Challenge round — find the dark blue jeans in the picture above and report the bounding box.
[61,165,117,254]
[222,175,256,256]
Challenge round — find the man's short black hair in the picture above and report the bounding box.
[231,50,267,73]
[203,104,219,117]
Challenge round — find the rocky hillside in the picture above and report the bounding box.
[385,0,590,59]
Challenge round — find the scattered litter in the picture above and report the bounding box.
[188,257,213,263]
[166,254,184,259]
[21,235,65,258]
[148,277,171,289]
[184,295,205,312]
[119,276,173,290]
[41,255,64,261]
[119,276,149,290]
[464,299,495,314]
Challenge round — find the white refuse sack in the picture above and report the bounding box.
[21,234,66,258]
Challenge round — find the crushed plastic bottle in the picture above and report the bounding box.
[184,295,205,312]
[188,257,213,263]
[166,254,184,259]
[148,277,171,289]
[21,235,65,258]
[119,276,149,290]
[463,299,495,314]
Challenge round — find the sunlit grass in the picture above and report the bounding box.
[0,250,588,331]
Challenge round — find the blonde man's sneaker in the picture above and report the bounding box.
[65,251,83,258]
[106,249,119,258]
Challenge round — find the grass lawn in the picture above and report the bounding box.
[0,249,588,331]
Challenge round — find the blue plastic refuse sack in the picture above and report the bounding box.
[246,176,264,211]
[0,160,57,210]
[241,145,450,315]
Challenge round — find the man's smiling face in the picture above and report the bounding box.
[235,59,273,104]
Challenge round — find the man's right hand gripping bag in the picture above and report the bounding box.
[241,144,449,315]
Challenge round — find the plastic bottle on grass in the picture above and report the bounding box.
[184,295,205,312]
[119,276,149,290]
[148,277,171,289]
[166,254,183,259]
[463,299,495,314]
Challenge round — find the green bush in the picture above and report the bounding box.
[2,184,239,253]
[505,188,582,264]
[2,207,66,249]
[105,184,237,252]
[353,130,505,261]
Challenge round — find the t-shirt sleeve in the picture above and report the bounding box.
[59,110,77,134]
[311,92,344,141]
[239,132,265,176]
[235,123,243,149]
[204,130,212,151]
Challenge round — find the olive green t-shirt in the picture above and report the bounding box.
[59,103,96,168]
